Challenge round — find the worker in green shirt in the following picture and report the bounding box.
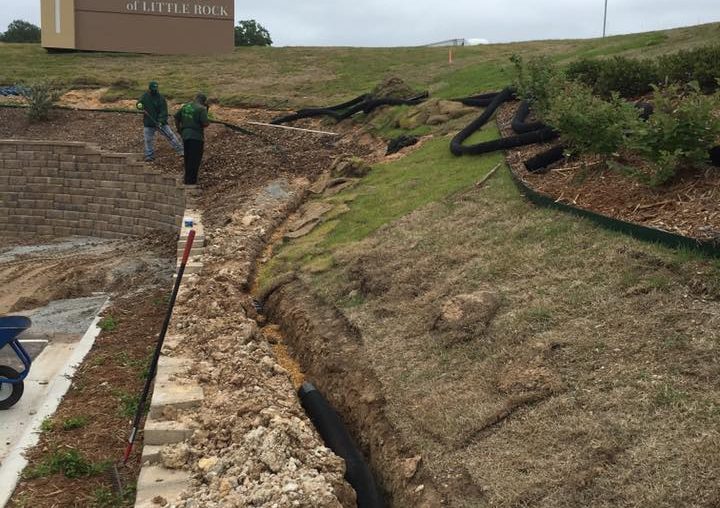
[136,81,183,162]
[174,94,210,185]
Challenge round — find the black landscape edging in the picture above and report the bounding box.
[508,167,720,257]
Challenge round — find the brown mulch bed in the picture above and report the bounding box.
[497,101,720,242]
[9,289,167,508]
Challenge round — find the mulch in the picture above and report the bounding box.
[8,289,167,508]
[496,101,720,242]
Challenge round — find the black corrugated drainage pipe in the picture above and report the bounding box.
[524,146,567,173]
[299,382,384,508]
[450,87,560,156]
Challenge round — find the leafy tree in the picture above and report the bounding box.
[234,20,272,47]
[1,20,41,43]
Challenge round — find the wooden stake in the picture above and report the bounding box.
[475,163,502,188]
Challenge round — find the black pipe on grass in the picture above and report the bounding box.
[299,382,384,508]
[271,92,428,125]
[453,91,502,107]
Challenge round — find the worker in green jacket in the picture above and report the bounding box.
[174,94,210,185]
[136,81,183,162]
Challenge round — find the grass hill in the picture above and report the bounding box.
[0,22,718,108]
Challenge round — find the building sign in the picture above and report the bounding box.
[124,1,231,17]
[41,0,234,55]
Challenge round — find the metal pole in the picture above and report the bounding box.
[603,0,608,37]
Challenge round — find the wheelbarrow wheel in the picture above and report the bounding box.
[0,366,24,410]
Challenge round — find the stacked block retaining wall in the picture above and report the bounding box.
[0,140,185,238]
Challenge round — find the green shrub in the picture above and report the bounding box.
[623,84,720,185]
[510,54,561,116]
[567,45,720,98]
[566,56,659,98]
[17,82,62,122]
[545,82,641,157]
[658,45,720,93]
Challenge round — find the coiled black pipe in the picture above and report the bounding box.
[635,101,654,121]
[453,91,502,108]
[524,146,567,173]
[271,92,428,125]
[338,92,429,121]
[324,94,373,111]
[511,100,548,134]
[299,383,384,508]
[450,88,560,156]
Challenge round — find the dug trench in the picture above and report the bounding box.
[259,278,443,507]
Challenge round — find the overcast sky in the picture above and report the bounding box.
[2,0,719,46]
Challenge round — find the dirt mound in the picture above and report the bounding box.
[370,76,421,100]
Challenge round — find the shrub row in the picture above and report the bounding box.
[566,45,720,97]
[511,55,720,186]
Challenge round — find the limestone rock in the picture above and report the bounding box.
[160,443,190,470]
[330,156,372,179]
[433,290,501,344]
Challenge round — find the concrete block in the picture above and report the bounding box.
[143,418,193,446]
[178,262,203,275]
[140,445,163,465]
[134,465,192,508]
[149,381,204,419]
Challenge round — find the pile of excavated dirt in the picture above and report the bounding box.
[370,76,422,100]
[393,99,477,129]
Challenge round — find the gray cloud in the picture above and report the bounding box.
[2,1,719,46]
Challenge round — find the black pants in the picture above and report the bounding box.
[183,139,204,185]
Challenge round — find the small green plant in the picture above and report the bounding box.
[654,384,688,408]
[24,449,105,479]
[17,81,63,122]
[115,390,140,417]
[98,315,118,332]
[62,416,89,431]
[545,82,641,157]
[40,417,55,433]
[510,54,561,116]
[116,351,151,379]
[92,485,136,507]
[622,83,720,185]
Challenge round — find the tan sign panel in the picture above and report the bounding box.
[42,0,234,55]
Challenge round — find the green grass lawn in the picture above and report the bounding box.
[1,22,718,108]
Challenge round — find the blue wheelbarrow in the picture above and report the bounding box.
[0,316,33,410]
